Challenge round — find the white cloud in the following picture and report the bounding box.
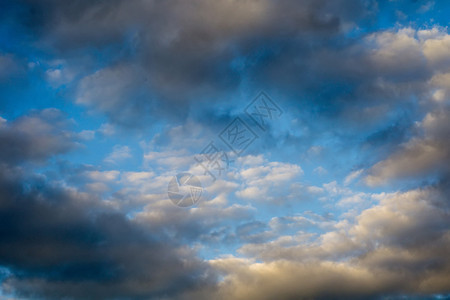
[86,170,120,182]
[313,166,327,175]
[235,160,303,202]
[78,129,95,140]
[98,123,116,136]
[104,145,132,164]
[344,169,364,186]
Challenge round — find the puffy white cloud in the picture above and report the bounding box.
[235,159,303,202]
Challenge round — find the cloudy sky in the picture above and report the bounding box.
[0,0,450,299]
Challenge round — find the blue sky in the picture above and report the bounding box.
[0,0,450,299]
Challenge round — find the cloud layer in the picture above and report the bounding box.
[1,0,450,299]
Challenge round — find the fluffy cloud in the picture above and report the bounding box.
[208,186,450,299]
[235,157,303,202]
[366,108,450,186]
[1,1,450,299]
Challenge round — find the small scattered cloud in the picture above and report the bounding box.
[104,145,132,164]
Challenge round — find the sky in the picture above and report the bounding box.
[0,0,450,299]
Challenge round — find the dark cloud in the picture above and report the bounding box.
[0,164,216,299]
[3,0,445,150]
[0,108,216,299]
[8,0,373,126]
[0,109,78,165]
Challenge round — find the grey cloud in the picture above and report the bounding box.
[75,63,160,127]
[0,53,22,82]
[8,0,448,165]
[0,108,217,299]
[366,108,450,186]
[0,109,78,165]
[0,164,216,299]
[26,0,363,51]
[134,199,255,246]
[13,0,372,126]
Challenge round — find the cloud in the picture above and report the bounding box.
[9,0,372,127]
[0,164,216,300]
[235,158,303,202]
[344,169,364,186]
[211,257,393,300]
[2,2,450,299]
[76,64,156,126]
[356,27,450,186]
[421,29,450,67]
[0,53,23,82]
[208,185,450,299]
[0,109,219,299]
[97,123,116,136]
[0,109,78,165]
[104,145,132,164]
[366,108,450,186]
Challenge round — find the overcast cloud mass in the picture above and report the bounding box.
[0,0,450,299]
